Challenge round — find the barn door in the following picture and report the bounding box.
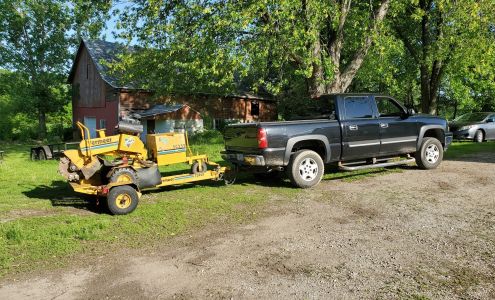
[83,117,97,138]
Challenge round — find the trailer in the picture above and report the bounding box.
[59,120,234,215]
[69,162,231,214]
[30,142,79,160]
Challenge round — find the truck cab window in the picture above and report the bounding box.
[344,97,374,119]
[376,97,404,117]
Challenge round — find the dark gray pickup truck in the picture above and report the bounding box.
[222,94,453,188]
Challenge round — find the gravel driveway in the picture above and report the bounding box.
[1,155,494,299]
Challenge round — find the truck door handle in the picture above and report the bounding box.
[349,125,358,131]
[380,123,389,128]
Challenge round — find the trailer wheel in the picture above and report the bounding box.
[38,149,47,160]
[106,185,139,215]
[191,161,208,174]
[30,149,39,160]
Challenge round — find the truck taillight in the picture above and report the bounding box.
[257,128,268,149]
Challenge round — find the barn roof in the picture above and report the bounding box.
[67,39,139,89]
[138,104,200,119]
[68,39,273,99]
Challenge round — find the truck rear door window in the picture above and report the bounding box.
[344,97,374,119]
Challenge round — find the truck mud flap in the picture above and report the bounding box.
[136,165,162,189]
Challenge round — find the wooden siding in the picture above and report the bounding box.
[73,100,119,136]
[71,46,119,136]
[71,47,106,108]
[119,90,153,114]
[154,95,277,122]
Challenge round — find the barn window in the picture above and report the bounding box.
[86,63,90,79]
[99,119,106,129]
[251,100,260,117]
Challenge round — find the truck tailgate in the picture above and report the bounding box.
[223,124,259,151]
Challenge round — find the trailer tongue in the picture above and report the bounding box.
[59,120,231,215]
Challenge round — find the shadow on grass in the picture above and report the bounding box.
[20,164,413,212]
[22,180,103,213]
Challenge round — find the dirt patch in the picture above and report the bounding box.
[1,156,495,299]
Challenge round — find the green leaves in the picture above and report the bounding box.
[0,0,111,139]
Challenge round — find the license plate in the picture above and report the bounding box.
[244,156,256,165]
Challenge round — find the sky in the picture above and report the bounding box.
[100,2,134,44]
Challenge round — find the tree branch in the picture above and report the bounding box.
[329,0,352,70]
[337,0,391,91]
[393,25,419,64]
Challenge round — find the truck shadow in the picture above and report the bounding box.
[22,181,103,213]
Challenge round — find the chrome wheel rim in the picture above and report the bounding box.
[298,158,318,181]
[425,144,440,164]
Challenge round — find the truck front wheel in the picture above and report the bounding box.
[287,150,324,189]
[415,137,443,170]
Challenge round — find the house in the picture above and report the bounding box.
[67,39,277,138]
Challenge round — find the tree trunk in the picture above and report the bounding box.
[420,65,431,113]
[453,100,458,119]
[308,39,327,98]
[38,109,47,139]
[309,0,391,97]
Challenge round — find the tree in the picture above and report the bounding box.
[114,0,391,99]
[392,0,495,114]
[0,0,111,139]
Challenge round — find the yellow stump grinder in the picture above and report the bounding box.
[59,117,230,215]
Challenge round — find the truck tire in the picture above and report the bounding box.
[415,137,443,170]
[474,130,484,143]
[106,185,139,215]
[110,168,138,184]
[286,150,324,189]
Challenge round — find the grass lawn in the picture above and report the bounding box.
[0,136,492,278]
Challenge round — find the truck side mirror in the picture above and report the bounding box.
[487,118,494,123]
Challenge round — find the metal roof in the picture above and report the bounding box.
[68,39,141,89]
[137,104,191,119]
[67,39,274,100]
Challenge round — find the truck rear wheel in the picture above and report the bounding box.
[106,185,139,215]
[286,150,324,189]
[415,137,443,170]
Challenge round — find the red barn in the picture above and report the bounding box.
[67,39,277,138]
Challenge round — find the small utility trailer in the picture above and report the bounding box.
[30,142,79,160]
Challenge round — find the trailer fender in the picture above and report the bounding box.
[136,165,162,188]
